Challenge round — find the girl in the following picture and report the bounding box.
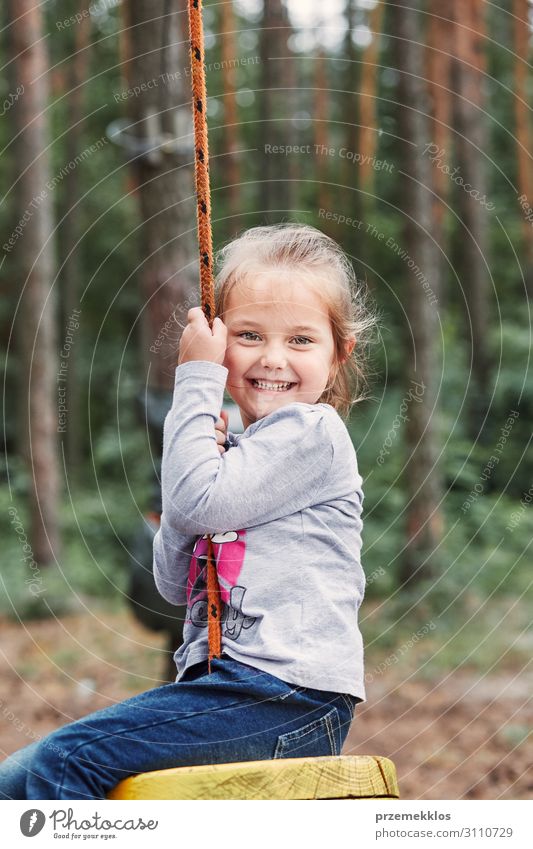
[0,223,375,800]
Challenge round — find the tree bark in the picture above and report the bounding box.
[121,0,198,392]
[513,0,533,289]
[9,0,60,566]
[342,0,360,192]
[394,0,443,587]
[425,0,453,313]
[451,0,491,437]
[358,1,384,197]
[119,0,198,670]
[220,0,241,235]
[314,46,331,212]
[56,2,92,481]
[259,0,295,218]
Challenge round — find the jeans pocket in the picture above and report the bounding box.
[339,693,360,719]
[273,706,341,759]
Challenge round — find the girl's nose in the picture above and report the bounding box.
[260,342,287,370]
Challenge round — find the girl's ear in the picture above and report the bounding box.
[328,337,356,386]
[340,337,356,363]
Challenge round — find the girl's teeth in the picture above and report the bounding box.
[252,380,292,391]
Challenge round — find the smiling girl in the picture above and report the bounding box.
[0,223,376,800]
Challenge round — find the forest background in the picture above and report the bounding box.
[0,0,531,800]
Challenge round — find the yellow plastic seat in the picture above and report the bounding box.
[108,755,399,800]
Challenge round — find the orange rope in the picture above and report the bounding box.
[187,0,222,672]
[188,0,216,326]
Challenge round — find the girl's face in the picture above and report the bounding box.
[222,273,339,430]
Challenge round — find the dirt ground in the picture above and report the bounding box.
[0,603,531,800]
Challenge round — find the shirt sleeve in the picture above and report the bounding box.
[152,517,196,606]
[160,360,334,534]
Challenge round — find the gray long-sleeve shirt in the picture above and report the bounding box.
[153,360,366,700]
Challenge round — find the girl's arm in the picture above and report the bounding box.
[161,360,335,535]
[152,516,196,606]
[153,409,233,606]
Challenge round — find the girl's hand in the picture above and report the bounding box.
[215,410,229,454]
[178,307,227,366]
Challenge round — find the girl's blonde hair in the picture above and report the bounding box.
[214,223,377,418]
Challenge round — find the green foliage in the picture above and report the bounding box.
[0,434,151,620]
[1,0,531,666]
[349,309,532,615]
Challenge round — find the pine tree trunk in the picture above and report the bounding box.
[341,0,363,260]
[358,1,384,197]
[9,0,60,566]
[451,0,491,437]
[220,0,241,235]
[425,0,453,312]
[119,0,198,669]
[342,0,360,192]
[121,0,198,393]
[394,0,443,588]
[314,47,331,212]
[259,0,294,218]
[57,4,92,481]
[513,0,533,292]
[281,1,298,209]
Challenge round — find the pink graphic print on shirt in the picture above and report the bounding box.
[187,529,247,607]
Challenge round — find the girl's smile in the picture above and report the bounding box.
[248,378,297,392]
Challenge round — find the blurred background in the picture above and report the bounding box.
[0,0,531,799]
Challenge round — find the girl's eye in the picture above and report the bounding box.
[238,332,312,345]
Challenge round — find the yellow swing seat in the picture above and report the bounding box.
[108,754,399,800]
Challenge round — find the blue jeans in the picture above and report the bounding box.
[0,654,358,800]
